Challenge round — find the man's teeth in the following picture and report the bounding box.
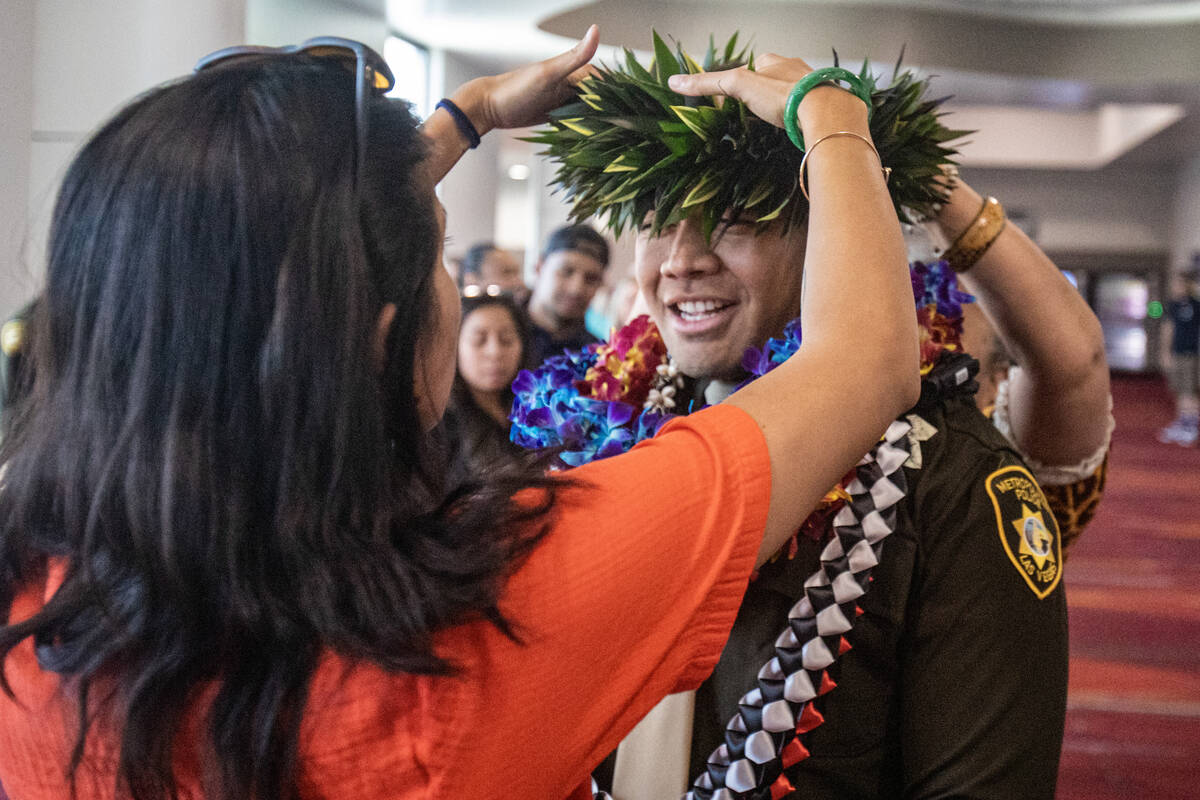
[675,300,729,320]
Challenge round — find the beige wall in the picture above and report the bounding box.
[1,0,1196,322]
[963,164,1175,256]
[0,0,36,320]
[1169,154,1200,274]
[1,0,247,322]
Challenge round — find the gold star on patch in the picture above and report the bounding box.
[1014,505,1055,570]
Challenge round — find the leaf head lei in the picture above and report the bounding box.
[526,32,971,241]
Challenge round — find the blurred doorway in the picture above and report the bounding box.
[1050,251,1169,375]
[1092,272,1152,372]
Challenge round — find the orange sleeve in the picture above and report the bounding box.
[440,403,771,797]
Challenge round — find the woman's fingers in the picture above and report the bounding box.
[569,62,603,87]
[755,52,784,70]
[667,67,741,97]
[753,53,814,84]
[461,25,600,133]
[550,24,600,81]
[668,68,793,128]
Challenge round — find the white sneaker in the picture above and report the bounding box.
[1160,416,1199,445]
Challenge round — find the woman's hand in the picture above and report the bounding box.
[423,26,598,183]
[666,54,868,142]
[451,25,600,136]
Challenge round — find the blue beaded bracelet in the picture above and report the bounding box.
[436,98,481,149]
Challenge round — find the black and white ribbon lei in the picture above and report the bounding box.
[596,417,913,800]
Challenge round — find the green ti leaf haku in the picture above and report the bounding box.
[526,32,968,240]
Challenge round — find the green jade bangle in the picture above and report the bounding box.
[784,67,873,151]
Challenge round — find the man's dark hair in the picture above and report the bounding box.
[0,54,560,800]
[460,240,499,287]
[542,224,610,267]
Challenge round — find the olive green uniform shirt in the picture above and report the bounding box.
[689,360,1068,799]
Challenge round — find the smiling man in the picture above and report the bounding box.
[631,209,888,407]
[625,208,1069,800]
[526,36,1096,800]
[638,215,804,384]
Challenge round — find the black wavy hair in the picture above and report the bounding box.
[0,54,559,800]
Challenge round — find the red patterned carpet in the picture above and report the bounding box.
[1057,374,1200,799]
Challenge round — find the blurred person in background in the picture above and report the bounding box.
[442,292,530,484]
[459,241,528,304]
[1159,268,1200,446]
[525,224,609,366]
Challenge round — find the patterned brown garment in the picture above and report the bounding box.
[1042,453,1110,557]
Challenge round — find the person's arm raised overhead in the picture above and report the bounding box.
[669,57,920,565]
[935,175,1110,468]
[421,25,600,184]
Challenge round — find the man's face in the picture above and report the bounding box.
[636,215,806,380]
[478,249,525,295]
[530,249,606,327]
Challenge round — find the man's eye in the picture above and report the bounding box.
[720,217,755,230]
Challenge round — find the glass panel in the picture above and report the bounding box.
[384,36,430,118]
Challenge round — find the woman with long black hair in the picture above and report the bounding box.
[442,291,530,486]
[0,28,918,799]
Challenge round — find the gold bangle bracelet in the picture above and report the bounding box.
[943,195,1007,273]
[798,131,892,202]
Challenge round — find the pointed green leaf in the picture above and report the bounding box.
[744,181,773,208]
[652,31,682,83]
[559,118,596,136]
[670,105,711,141]
[681,170,721,208]
[756,194,792,223]
[603,154,640,173]
[624,49,654,83]
[601,180,642,204]
[679,45,704,75]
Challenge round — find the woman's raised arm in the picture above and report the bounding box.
[669,59,921,565]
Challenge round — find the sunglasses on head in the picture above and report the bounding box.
[195,37,395,189]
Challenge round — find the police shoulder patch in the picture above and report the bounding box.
[984,464,1063,599]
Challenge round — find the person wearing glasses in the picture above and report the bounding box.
[0,30,919,800]
[459,241,529,304]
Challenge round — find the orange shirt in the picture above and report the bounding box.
[0,404,769,799]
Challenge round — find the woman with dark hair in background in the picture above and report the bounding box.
[443,291,530,484]
[0,29,920,800]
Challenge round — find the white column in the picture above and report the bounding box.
[0,0,37,319]
[13,0,246,318]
